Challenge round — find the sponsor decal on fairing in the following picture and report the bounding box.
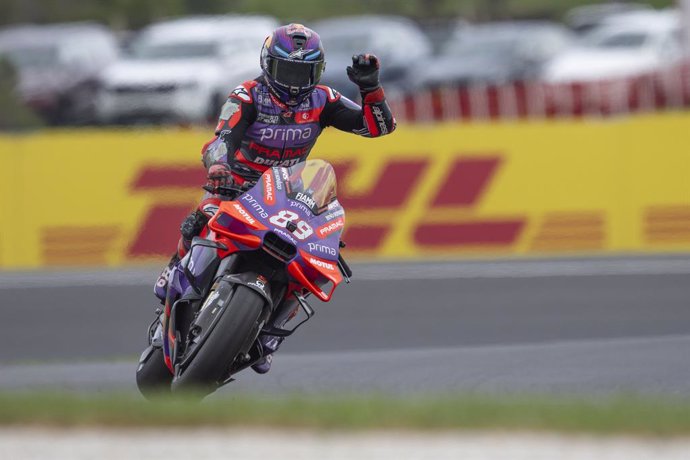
[289,200,312,215]
[324,208,344,221]
[232,203,256,225]
[263,172,275,205]
[308,257,336,272]
[308,242,337,257]
[317,217,344,238]
[269,210,314,240]
[272,228,298,244]
[294,192,316,209]
[273,167,284,190]
[241,194,269,218]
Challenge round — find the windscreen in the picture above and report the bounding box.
[284,160,338,215]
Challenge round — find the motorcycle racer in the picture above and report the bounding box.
[154,23,396,373]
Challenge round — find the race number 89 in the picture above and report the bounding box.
[269,210,313,240]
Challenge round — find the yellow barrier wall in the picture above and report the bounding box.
[1,113,689,268]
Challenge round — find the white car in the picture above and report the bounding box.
[543,9,683,83]
[96,15,277,124]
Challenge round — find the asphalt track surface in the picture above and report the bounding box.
[1,256,689,396]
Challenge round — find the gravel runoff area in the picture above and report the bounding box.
[1,428,689,460]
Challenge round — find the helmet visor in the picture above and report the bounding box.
[267,57,324,89]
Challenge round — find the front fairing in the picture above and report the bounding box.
[209,160,345,299]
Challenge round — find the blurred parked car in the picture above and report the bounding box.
[96,15,277,124]
[565,2,652,34]
[0,22,118,125]
[415,21,574,89]
[544,10,683,83]
[312,16,433,100]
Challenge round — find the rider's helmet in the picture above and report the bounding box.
[260,23,326,107]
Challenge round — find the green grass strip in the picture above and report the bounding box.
[1,392,689,436]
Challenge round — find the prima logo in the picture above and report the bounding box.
[289,200,312,215]
[259,126,312,143]
[308,242,336,257]
[241,194,269,218]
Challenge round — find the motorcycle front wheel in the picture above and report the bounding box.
[136,346,172,400]
[170,285,264,397]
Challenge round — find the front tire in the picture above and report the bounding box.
[171,285,264,397]
[136,346,172,400]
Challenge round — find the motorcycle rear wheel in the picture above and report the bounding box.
[170,285,264,398]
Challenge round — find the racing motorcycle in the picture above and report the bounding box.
[136,159,352,399]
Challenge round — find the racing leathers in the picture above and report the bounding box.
[154,75,396,373]
[173,77,396,257]
[202,78,396,183]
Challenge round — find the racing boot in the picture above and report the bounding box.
[153,209,209,302]
[251,334,284,374]
[251,298,300,374]
[153,253,179,302]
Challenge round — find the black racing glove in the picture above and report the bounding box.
[206,162,233,189]
[346,53,380,93]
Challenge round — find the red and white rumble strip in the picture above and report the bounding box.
[1,428,689,460]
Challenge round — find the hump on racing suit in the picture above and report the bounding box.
[201,78,396,184]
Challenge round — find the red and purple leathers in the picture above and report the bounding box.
[200,78,396,184]
[153,77,396,301]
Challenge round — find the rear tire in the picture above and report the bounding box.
[136,347,172,400]
[171,285,264,397]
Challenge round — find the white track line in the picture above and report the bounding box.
[1,256,690,289]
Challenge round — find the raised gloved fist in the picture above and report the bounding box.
[346,53,380,92]
[206,162,233,189]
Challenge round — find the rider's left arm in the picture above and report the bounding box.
[320,88,396,138]
[320,53,396,137]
